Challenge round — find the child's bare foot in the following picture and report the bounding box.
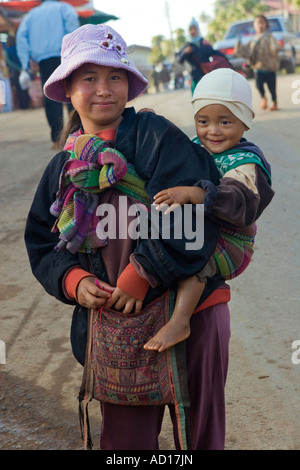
[144,318,191,352]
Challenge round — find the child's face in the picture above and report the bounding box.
[195,104,247,154]
[64,63,129,134]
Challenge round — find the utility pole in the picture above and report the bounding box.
[165,1,175,60]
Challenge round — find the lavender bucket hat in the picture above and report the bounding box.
[44,23,148,103]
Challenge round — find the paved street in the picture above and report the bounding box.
[0,73,300,450]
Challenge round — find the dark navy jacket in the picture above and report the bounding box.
[25,107,225,365]
[177,39,228,83]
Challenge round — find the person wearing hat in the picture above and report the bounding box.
[176,17,227,93]
[145,68,274,354]
[24,25,236,450]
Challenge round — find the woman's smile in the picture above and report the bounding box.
[64,63,128,134]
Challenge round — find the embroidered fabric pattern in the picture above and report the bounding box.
[91,295,174,405]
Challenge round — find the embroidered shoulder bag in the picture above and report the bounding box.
[78,290,191,450]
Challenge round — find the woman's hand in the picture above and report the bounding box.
[76,276,114,309]
[105,286,143,314]
[184,45,193,54]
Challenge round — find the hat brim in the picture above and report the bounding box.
[44,49,148,103]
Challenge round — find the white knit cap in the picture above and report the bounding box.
[191,68,255,129]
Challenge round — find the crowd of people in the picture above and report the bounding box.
[1,9,281,124]
[1,0,79,149]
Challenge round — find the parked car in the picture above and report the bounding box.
[213,15,300,76]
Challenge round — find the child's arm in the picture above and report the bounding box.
[204,163,274,228]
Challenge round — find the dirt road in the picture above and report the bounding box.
[1,73,300,450]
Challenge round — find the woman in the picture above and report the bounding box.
[176,17,228,93]
[234,15,280,111]
[25,23,230,450]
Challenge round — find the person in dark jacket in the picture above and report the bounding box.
[177,17,227,93]
[24,24,231,450]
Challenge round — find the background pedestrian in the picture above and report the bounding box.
[16,0,80,147]
[234,14,280,111]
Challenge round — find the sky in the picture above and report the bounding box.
[94,0,216,47]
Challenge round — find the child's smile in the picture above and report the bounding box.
[195,104,247,154]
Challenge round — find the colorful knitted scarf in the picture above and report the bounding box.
[50,131,150,254]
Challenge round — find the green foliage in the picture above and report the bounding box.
[149,35,166,65]
[285,0,300,9]
[148,0,271,64]
[173,28,186,50]
[148,29,187,65]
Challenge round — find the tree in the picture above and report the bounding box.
[149,35,166,65]
[285,0,300,9]
[148,29,188,65]
[173,28,186,51]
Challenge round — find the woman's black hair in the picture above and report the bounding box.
[57,72,82,148]
[58,108,82,149]
[255,14,270,29]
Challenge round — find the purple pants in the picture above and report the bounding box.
[99,303,230,450]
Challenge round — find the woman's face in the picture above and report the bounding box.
[254,17,268,34]
[64,63,129,134]
[189,25,199,38]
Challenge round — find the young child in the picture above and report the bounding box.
[24,24,233,450]
[144,68,274,353]
[234,15,280,111]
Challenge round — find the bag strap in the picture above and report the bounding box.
[78,277,112,450]
[78,306,95,450]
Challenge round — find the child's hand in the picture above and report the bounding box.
[76,276,114,309]
[105,286,143,314]
[153,186,206,214]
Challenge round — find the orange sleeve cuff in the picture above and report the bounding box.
[117,263,150,301]
[65,267,93,300]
